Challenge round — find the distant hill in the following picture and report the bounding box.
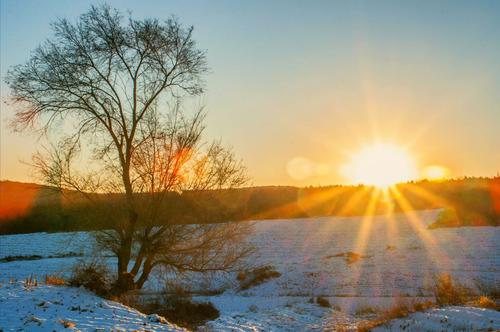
[1,177,499,234]
[0,181,60,220]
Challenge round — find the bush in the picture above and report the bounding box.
[433,274,470,306]
[69,261,110,296]
[120,281,220,329]
[158,296,219,328]
[316,296,330,308]
[238,265,281,290]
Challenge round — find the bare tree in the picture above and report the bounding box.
[6,5,252,292]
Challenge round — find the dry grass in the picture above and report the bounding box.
[357,275,497,331]
[471,296,499,311]
[355,305,378,316]
[45,275,66,286]
[58,319,76,328]
[327,251,371,264]
[411,300,434,312]
[358,320,384,332]
[433,274,471,306]
[238,266,281,291]
[23,275,38,288]
[476,280,500,300]
[357,300,436,331]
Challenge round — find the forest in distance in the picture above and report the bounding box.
[1,176,498,235]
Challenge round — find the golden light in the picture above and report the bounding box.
[343,143,417,188]
[421,165,449,181]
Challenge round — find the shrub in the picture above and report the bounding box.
[433,274,470,305]
[45,275,66,286]
[159,296,219,328]
[238,265,281,290]
[120,285,220,329]
[69,261,110,296]
[316,296,330,308]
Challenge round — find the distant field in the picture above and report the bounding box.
[1,209,499,330]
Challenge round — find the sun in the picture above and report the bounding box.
[343,143,417,188]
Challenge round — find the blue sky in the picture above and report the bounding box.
[1,0,499,185]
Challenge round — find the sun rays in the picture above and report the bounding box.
[341,142,418,188]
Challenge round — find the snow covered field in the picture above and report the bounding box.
[1,209,499,331]
[0,282,185,331]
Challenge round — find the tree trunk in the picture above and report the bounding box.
[135,256,154,289]
[115,208,138,293]
[114,160,138,292]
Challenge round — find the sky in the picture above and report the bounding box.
[1,0,499,186]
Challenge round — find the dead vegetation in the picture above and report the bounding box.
[237,265,281,291]
[23,275,38,289]
[58,319,76,328]
[433,273,470,306]
[45,275,66,286]
[357,300,434,331]
[326,251,371,264]
[315,296,331,308]
[475,279,500,300]
[357,274,499,331]
[471,296,499,310]
[68,261,111,297]
[355,305,378,316]
[117,286,220,329]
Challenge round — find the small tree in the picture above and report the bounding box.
[6,5,252,292]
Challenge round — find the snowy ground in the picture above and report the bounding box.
[372,306,500,332]
[1,209,499,331]
[0,282,185,331]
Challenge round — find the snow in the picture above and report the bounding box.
[372,306,500,332]
[0,282,185,331]
[1,209,499,331]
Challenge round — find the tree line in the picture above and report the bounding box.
[1,176,498,235]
